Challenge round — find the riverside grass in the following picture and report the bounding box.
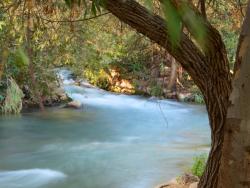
[1,78,24,114]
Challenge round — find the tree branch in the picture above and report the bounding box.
[105,0,207,90]
[39,12,110,23]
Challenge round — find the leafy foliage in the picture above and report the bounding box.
[150,84,163,97]
[1,78,24,114]
[84,68,110,89]
[191,85,205,104]
[190,154,208,178]
[0,0,246,113]
[162,0,182,47]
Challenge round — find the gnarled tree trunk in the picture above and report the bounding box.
[104,1,232,187]
[218,2,250,188]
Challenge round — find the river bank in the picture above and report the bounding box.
[15,67,204,113]
[75,53,205,104]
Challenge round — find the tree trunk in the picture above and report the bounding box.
[0,49,8,81]
[167,58,177,92]
[218,2,250,188]
[198,52,231,188]
[26,0,45,111]
[104,1,232,187]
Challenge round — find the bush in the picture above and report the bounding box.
[1,78,24,114]
[190,154,207,178]
[84,69,110,90]
[190,85,205,104]
[150,84,163,97]
[193,93,205,104]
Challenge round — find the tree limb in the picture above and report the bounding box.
[105,0,208,90]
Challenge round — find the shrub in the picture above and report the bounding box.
[84,69,110,90]
[191,154,207,178]
[150,84,163,97]
[1,78,24,114]
[190,85,205,104]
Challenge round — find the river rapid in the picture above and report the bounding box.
[0,70,210,188]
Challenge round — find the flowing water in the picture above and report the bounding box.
[0,70,210,188]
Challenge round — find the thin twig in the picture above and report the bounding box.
[39,12,110,23]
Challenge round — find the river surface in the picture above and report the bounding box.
[0,70,210,188]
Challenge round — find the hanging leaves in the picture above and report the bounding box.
[179,2,207,49]
[145,0,153,10]
[162,0,206,48]
[162,0,182,47]
[64,0,104,16]
[14,47,29,68]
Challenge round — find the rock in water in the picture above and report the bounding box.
[189,182,198,188]
[65,101,82,109]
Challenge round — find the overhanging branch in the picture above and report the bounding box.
[105,0,207,90]
[39,12,110,23]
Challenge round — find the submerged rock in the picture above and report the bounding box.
[178,173,199,185]
[155,174,199,188]
[64,101,83,109]
[177,93,193,102]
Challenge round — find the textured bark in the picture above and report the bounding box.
[0,63,3,81]
[0,49,8,81]
[105,1,232,187]
[167,58,177,91]
[218,2,250,188]
[26,0,45,111]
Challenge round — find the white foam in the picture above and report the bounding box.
[63,79,75,85]
[123,136,141,142]
[0,169,66,188]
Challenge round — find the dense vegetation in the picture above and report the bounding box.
[0,0,244,113]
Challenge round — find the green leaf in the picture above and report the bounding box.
[179,3,206,49]
[162,0,182,47]
[0,95,4,101]
[14,48,29,68]
[145,0,153,11]
[91,2,97,16]
[64,0,72,7]
[0,21,5,31]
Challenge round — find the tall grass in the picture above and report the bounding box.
[1,78,24,114]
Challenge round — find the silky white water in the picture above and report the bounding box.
[0,70,210,188]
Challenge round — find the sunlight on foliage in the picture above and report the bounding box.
[14,48,29,68]
[190,154,207,178]
[63,0,207,48]
[0,21,5,31]
[1,78,24,114]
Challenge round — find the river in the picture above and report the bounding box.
[0,70,210,188]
